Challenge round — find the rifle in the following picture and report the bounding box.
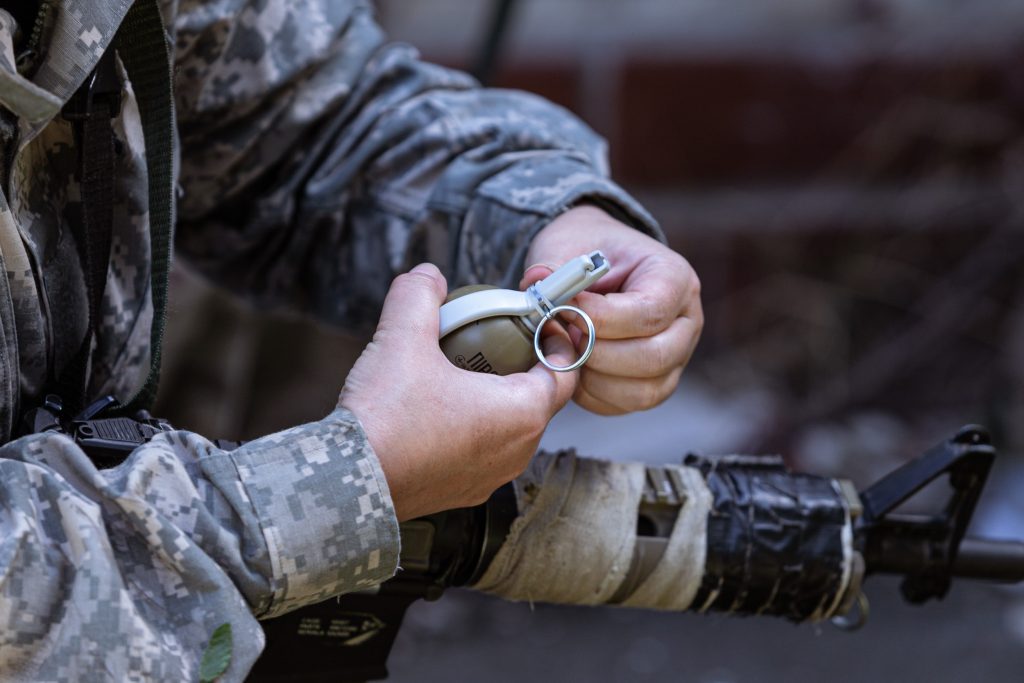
[250,425,1024,681]
[22,401,1024,682]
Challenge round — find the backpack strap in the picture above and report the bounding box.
[52,0,174,416]
[56,45,121,411]
[111,0,175,415]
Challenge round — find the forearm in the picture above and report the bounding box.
[0,409,399,680]
[173,0,659,330]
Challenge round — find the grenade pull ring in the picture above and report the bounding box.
[525,281,597,372]
[532,304,596,372]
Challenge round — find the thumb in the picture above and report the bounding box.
[520,328,579,415]
[378,263,448,342]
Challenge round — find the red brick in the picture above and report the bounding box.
[614,58,1009,186]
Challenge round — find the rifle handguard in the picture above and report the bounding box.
[471,451,860,621]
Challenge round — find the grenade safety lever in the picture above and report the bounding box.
[438,251,610,375]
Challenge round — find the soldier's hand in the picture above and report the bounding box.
[522,205,703,415]
[340,264,578,521]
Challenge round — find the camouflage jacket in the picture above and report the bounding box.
[0,0,657,680]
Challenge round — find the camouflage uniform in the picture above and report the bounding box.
[0,0,657,679]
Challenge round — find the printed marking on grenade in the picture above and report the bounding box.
[466,351,498,375]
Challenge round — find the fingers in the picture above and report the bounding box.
[521,255,699,341]
[584,315,700,379]
[522,260,687,341]
[518,253,701,417]
[578,365,683,414]
[377,263,448,343]
[572,387,631,416]
[577,254,700,339]
[573,286,683,340]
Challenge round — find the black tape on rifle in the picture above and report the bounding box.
[686,454,848,622]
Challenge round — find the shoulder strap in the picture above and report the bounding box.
[56,45,120,412]
[14,0,173,426]
[111,0,175,415]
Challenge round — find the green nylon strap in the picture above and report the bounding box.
[56,46,119,413]
[111,0,174,414]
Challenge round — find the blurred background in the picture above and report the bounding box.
[156,0,1024,680]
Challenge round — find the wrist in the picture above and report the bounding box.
[529,206,624,262]
[527,204,660,272]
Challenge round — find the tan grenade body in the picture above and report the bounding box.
[440,285,536,375]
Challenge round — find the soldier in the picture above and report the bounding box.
[0,1,702,679]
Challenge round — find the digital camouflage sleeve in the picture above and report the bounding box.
[172,0,659,329]
[0,0,658,680]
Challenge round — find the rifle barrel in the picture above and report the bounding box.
[952,537,1024,582]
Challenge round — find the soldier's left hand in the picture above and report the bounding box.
[521,205,703,415]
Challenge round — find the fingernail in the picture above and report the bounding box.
[411,263,437,275]
[541,335,573,363]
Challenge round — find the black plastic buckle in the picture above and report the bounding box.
[62,48,122,121]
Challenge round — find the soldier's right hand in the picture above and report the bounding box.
[339,263,579,521]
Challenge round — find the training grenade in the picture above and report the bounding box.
[439,251,610,375]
